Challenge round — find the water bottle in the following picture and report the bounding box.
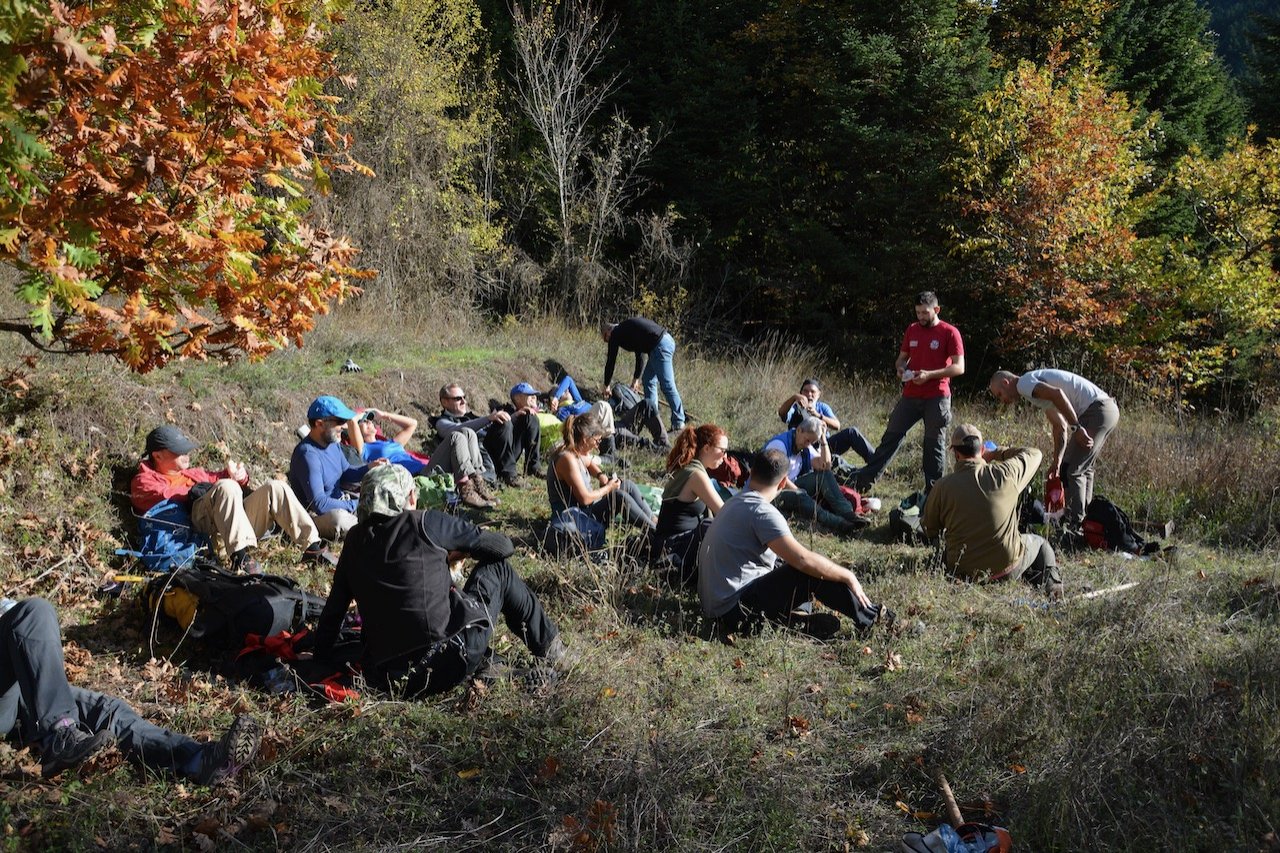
[260,666,296,695]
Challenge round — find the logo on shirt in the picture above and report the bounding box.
[909,340,918,348]
[930,340,939,350]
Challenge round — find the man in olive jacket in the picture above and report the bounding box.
[921,424,1062,598]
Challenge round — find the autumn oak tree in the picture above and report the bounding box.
[0,0,369,371]
[951,51,1152,363]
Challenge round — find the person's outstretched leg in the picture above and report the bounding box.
[853,397,921,493]
[606,479,657,529]
[463,560,559,656]
[828,427,875,463]
[796,470,856,519]
[72,686,202,773]
[0,598,81,740]
[739,566,879,629]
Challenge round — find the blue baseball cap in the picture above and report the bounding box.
[510,382,538,397]
[307,395,357,422]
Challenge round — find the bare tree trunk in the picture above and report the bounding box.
[510,0,619,309]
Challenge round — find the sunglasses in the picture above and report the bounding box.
[444,395,466,402]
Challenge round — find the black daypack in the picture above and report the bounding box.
[140,567,326,649]
[1083,497,1158,555]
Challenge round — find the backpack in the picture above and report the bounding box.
[134,500,213,573]
[900,822,1012,853]
[889,491,929,545]
[609,382,643,419]
[889,507,929,545]
[1083,496,1157,555]
[414,473,457,511]
[140,567,326,650]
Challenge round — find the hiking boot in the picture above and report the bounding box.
[301,541,339,567]
[230,548,262,576]
[473,653,510,684]
[40,722,113,778]
[193,715,261,785]
[472,477,501,506]
[457,479,491,510]
[525,465,547,479]
[1046,581,1065,601]
[542,635,580,671]
[500,472,526,489]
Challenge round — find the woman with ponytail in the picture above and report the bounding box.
[545,412,655,552]
[654,424,729,585]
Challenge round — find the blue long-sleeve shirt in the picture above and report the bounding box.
[289,437,365,514]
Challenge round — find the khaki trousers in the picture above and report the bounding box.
[190,479,319,555]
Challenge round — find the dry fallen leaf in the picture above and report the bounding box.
[457,767,481,780]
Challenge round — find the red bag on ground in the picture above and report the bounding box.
[838,485,866,515]
[1045,474,1065,513]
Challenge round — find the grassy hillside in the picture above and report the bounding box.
[0,311,1278,851]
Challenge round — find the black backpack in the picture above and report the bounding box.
[140,567,326,650]
[1083,497,1158,555]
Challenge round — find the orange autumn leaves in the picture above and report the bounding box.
[2,0,370,371]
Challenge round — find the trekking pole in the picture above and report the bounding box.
[929,767,965,829]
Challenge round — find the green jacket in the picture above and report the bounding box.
[922,447,1042,581]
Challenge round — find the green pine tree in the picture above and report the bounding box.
[1243,10,1280,140]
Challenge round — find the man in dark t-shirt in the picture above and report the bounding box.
[312,466,571,696]
[600,316,685,432]
[854,291,964,495]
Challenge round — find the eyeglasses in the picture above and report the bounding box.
[444,395,466,402]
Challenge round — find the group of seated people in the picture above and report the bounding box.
[9,359,1072,784]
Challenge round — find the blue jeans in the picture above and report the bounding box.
[553,376,593,420]
[642,332,685,430]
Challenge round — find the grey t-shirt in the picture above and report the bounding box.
[1016,369,1109,416]
[698,489,792,617]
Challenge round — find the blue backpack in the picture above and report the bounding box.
[133,500,211,572]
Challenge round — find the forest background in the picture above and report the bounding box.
[3,0,1280,409]
[317,0,1280,412]
[2,2,1280,849]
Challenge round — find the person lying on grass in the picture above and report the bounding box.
[777,377,876,465]
[0,597,260,782]
[698,449,884,635]
[311,465,573,696]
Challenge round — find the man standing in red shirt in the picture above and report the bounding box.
[853,292,965,495]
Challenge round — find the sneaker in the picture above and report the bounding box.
[301,541,339,567]
[457,479,491,510]
[500,472,526,489]
[40,723,113,778]
[193,715,261,785]
[472,477,501,506]
[230,548,262,576]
